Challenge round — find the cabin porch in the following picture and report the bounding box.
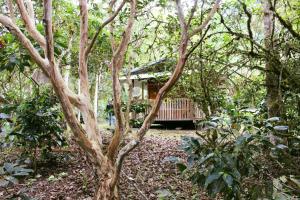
[148,98,205,122]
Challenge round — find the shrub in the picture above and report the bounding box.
[179,108,300,199]
[7,89,67,160]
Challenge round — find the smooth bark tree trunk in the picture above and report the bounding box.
[263,0,282,117]
[64,65,70,86]
[77,78,81,121]
[94,73,99,120]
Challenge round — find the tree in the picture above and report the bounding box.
[0,0,221,199]
[262,0,283,117]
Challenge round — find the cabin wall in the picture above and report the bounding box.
[121,79,148,100]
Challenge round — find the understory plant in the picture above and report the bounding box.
[6,89,67,163]
[0,161,33,188]
[128,101,150,128]
[179,107,300,199]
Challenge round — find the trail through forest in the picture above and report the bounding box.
[1,133,210,200]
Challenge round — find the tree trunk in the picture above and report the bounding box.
[77,78,81,121]
[94,73,99,120]
[263,0,282,117]
[64,65,70,86]
[95,160,119,200]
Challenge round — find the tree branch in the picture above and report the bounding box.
[79,0,89,99]
[176,0,187,31]
[85,0,127,58]
[269,4,300,40]
[238,0,254,52]
[43,0,55,66]
[16,0,46,50]
[57,34,75,67]
[0,14,48,71]
[187,0,198,27]
[25,0,35,20]
[114,0,191,183]
[6,0,15,23]
[107,0,137,161]
[78,0,102,147]
[189,0,221,38]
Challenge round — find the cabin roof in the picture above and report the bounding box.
[130,58,168,75]
[120,58,175,80]
[119,71,171,80]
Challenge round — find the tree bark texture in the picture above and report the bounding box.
[263,0,283,117]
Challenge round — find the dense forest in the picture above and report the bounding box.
[0,0,299,199]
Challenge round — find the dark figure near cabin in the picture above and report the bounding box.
[106,100,114,126]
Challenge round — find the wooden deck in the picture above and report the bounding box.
[148,98,205,121]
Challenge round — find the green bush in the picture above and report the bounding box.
[7,89,67,159]
[179,108,300,199]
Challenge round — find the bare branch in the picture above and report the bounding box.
[78,0,102,147]
[189,0,221,38]
[6,0,15,23]
[238,0,254,52]
[57,34,75,67]
[219,14,268,53]
[85,0,127,58]
[43,0,55,66]
[78,0,89,98]
[107,0,137,161]
[187,0,198,27]
[187,24,211,58]
[25,0,35,20]
[0,14,83,110]
[176,0,187,31]
[269,4,300,40]
[16,0,46,50]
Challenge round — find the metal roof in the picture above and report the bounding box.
[130,58,168,75]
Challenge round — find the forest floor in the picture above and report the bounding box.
[0,129,210,200]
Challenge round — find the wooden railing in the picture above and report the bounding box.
[147,98,205,121]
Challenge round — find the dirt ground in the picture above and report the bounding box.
[0,129,209,200]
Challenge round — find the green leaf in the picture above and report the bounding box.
[176,163,187,172]
[222,173,234,187]
[267,117,280,122]
[0,179,10,187]
[205,172,222,188]
[5,176,19,184]
[13,172,30,176]
[156,189,172,198]
[235,133,252,147]
[274,126,288,132]
[3,162,16,174]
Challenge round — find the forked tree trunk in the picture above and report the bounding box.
[95,160,119,200]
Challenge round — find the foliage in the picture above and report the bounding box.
[0,161,33,188]
[5,89,67,159]
[179,107,300,199]
[129,101,150,113]
[129,101,150,128]
[0,33,32,73]
[129,118,143,128]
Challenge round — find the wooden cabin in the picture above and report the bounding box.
[120,59,205,122]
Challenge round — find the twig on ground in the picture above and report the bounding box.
[121,171,149,200]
